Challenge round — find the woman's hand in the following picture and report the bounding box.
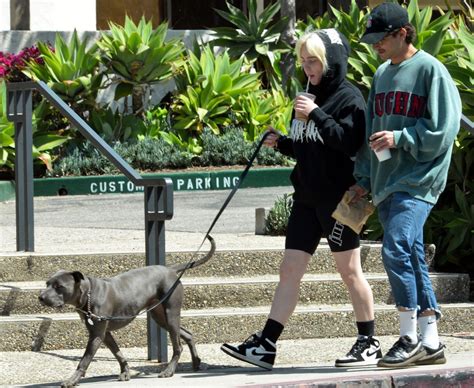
[294,94,318,118]
[263,127,280,148]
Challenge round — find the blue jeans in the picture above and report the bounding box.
[378,192,441,319]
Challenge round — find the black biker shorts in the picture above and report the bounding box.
[285,199,360,254]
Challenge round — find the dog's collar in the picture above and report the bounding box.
[76,289,105,325]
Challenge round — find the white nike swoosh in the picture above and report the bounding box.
[249,349,275,357]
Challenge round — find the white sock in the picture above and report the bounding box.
[399,310,418,343]
[418,315,440,349]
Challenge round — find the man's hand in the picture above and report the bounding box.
[349,184,368,203]
[369,130,395,152]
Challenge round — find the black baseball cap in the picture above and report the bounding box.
[360,3,409,44]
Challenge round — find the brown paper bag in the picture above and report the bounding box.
[332,191,375,234]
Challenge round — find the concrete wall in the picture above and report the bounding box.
[0,0,96,31]
[0,0,10,30]
[0,29,212,53]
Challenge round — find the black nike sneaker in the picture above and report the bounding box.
[221,332,276,370]
[415,343,446,365]
[378,336,426,367]
[335,336,382,367]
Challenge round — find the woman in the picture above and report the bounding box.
[221,29,380,369]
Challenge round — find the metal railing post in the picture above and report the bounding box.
[7,83,35,251]
[144,180,173,361]
[5,81,175,361]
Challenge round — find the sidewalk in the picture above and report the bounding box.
[1,188,473,387]
[0,187,290,255]
[1,334,473,387]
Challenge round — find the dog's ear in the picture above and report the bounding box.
[71,271,85,283]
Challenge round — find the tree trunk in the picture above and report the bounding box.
[132,85,144,117]
[10,0,30,30]
[279,0,296,94]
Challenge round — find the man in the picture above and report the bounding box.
[352,2,462,368]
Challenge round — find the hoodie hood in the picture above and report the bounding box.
[308,29,350,105]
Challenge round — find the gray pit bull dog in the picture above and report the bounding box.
[38,236,215,388]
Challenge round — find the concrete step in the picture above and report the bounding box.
[1,303,473,352]
[0,243,386,282]
[0,272,469,315]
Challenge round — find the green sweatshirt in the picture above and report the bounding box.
[354,50,461,206]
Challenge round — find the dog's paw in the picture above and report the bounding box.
[158,369,175,378]
[61,381,76,388]
[192,357,202,371]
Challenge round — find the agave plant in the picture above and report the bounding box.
[23,31,103,113]
[97,17,184,115]
[210,0,290,89]
[171,45,261,140]
[88,107,148,144]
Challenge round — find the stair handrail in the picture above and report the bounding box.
[6,79,172,363]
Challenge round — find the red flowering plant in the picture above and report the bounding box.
[0,46,44,82]
[0,45,71,178]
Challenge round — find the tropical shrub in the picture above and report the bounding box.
[265,193,293,236]
[210,0,290,89]
[48,127,290,177]
[0,46,44,170]
[0,80,70,176]
[170,45,261,151]
[234,88,292,142]
[97,17,184,115]
[23,31,103,114]
[424,129,474,273]
[0,82,15,171]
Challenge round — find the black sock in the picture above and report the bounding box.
[356,320,375,338]
[261,318,284,345]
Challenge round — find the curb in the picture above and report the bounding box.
[0,167,292,201]
[245,366,474,388]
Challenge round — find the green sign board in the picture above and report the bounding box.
[0,168,292,199]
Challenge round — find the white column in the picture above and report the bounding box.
[30,0,96,31]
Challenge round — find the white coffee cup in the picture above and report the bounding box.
[375,148,391,162]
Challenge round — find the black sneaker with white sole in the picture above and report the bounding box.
[220,333,276,370]
[335,336,382,367]
[415,343,446,365]
[378,336,426,367]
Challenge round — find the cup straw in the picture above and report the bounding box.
[306,78,310,92]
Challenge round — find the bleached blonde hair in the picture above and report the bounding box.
[295,32,328,74]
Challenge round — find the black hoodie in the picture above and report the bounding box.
[277,29,366,204]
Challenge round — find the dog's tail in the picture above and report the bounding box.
[171,235,216,274]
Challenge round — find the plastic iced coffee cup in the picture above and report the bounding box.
[374,148,391,162]
[295,92,316,121]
